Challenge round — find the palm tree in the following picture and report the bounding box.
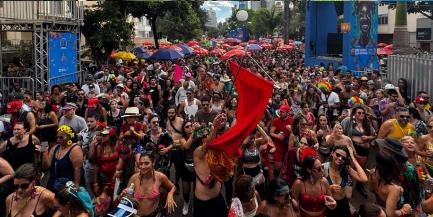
[393,2,415,54]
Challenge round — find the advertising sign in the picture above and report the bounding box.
[417,28,432,41]
[346,1,378,71]
[48,32,78,86]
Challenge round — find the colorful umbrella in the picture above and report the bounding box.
[112,51,136,60]
[149,48,184,60]
[194,47,209,55]
[136,52,152,59]
[202,41,212,47]
[178,44,194,55]
[260,43,272,49]
[220,49,249,61]
[170,45,183,53]
[225,38,241,43]
[230,45,243,50]
[247,44,262,51]
[210,49,226,56]
[130,47,145,53]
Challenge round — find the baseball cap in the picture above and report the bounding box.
[63,102,78,110]
[6,100,23,114]
[87,98,99,108]
[384,84,396,90]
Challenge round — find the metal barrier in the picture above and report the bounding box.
[0,76,35,103]
[387,54,433,99]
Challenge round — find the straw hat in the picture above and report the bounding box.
[121,107,140,118]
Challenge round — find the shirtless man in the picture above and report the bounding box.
[178,88,201,120]
[165,106,184,187]
[193,113,228,217]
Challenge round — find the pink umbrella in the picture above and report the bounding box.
[230,45,243,50]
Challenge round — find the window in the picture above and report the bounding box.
[378,15,388,25]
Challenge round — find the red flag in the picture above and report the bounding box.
[208,61,274,157]
[173,64,183,82]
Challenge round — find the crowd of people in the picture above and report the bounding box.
[0,44,433,217]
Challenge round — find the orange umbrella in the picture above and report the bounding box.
[220,49,249,60]
[210,49,226,56]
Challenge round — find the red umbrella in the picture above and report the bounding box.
[384,44,393,50]
[194,47,208,55]
[248,39,257,44]
[210,49,226,56]
[378,43,387,48]
[261,43,272,49]
[230,45,243,50]
[225,37,241,43]
[190,45,201,49]
[199,39,207,44]
[288,39,294,43]
[220,49,247,61]
[377,48,392,55]
[221,43,230,48]
[187,40,198,46]
[240,42,248,47]
[143,41,153,47]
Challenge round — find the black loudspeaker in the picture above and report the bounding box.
[327,33,343,55]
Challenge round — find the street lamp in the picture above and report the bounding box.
[284,1,295,44]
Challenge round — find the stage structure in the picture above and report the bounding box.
[0,1,83,94]
[304,1,378,74]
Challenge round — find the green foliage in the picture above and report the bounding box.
[250,7,282,37]
[123,0,205,47]
[385,1,433,21]
[157,1,203,42]
[82,1,133,64]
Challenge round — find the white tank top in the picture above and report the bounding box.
[184,98,198,119]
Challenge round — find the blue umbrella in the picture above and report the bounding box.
[178,44,194,55]
[130,47,145,53]
[149,48,184,60]
[136,52,152,59]
[247,44,262,51]
[294,41,303,45]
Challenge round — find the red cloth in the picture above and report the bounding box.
[208,61,273,157]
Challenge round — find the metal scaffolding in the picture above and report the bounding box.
[0,1,84,93]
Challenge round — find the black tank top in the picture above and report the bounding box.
[8,189,53,217]
[3,135,35,170]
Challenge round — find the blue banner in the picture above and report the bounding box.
[48,32,78,86]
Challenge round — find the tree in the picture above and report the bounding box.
[157,1,203,42]
[123,0,205,48]
[250,7,282,37]
[82,1,134,64]
[386,1,433,20]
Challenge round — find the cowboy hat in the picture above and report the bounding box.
[121,107,140,118]
[376,137,408,161]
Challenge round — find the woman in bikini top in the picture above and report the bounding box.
[292,156,337,217]
[124,153,176,216]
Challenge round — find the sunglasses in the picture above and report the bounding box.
[202,104,209,106]
[335,152,347,161]
[152,121,159,124]
[300,141,308,146]
[185,125,192,129]
[14,183,31,190]
[356,111,365,115]
[399,115,410,119]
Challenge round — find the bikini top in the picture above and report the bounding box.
[133,181,160,202]
[299,182,326,212]
[196,174,217,188]
[323,162,352,188]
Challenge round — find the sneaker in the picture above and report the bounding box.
[182,202,189,215]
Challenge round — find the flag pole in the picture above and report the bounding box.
[224,45,249,104]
